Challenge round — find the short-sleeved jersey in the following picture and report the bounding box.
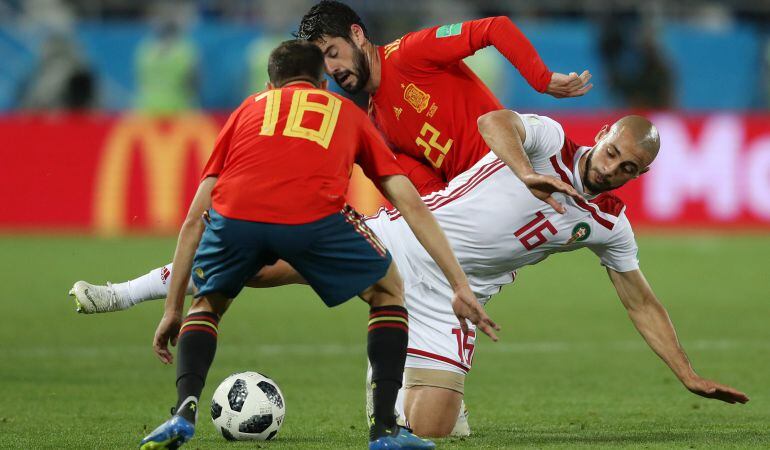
[202,82,404,224]
[369,17,552,184]
[367,113,639,303]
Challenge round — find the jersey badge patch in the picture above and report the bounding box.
[565,222,591,245]
[436,22,463,38]
[403,83,430,113]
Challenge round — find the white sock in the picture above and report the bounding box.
[112,263,194,306]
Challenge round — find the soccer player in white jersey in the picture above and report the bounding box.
[70,112,748,437]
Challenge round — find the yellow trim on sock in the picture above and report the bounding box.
[180,320,218,331]
[368,316,408,326]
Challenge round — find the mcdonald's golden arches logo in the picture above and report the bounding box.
[94,114,220,235]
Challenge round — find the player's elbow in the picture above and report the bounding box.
[180,214,205,236]
[487,15,518,33]
[477,110,512,135]
[491,15,514,26]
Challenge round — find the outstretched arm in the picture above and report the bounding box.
[403,16,592,97]
[154,177,216,364]
[607,268,748,404]
[379,174,500,340]
[477,109,580,213]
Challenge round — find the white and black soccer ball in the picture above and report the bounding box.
[211,371,286,441]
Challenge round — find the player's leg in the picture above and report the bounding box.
[245,259,307,287]
[139,293,230,449]
[397,276,475,437]
[366,365,470,437]
[69,260,305,314]
[358,262,410,441]
[69,263,188,313]
[140,208,273,449]
[284,205,432,449]
[403,371,464,437]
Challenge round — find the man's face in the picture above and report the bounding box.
[313,35,370,94]
[583,126,652,194]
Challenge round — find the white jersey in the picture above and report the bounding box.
[366,112,639,374]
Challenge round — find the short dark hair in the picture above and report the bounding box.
[267,40,325,87]
[296,0,369,42]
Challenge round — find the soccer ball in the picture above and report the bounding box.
[211,371,286,441]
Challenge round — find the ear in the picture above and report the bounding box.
[632,167,650,179]
[594,124,609,143]
[350,24,366,46]
[266,82,275,90]
[320,79,329,90]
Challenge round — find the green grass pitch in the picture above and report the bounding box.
[0,234,768,449]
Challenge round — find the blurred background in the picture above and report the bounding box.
[1,0,770,232]
[2,3,769,447]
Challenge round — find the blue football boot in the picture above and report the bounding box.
[369,426,436,449]
[139,415,195,449]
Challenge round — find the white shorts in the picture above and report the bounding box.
[400,278,476,375]
[364,155,509,375]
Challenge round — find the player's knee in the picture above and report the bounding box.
[189,293,231,316]
[409,417,455,438]
[361,262,404,307]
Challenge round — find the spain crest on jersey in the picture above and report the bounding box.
[403,83,430,113]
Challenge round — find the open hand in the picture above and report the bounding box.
[451,285,499,341]
[684,377,749,404]
[521,173,582,214]
[546,70,593,98]
[153,312,182,364]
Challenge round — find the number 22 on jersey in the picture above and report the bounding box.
[255,89,342,149]
[416,122,453,168]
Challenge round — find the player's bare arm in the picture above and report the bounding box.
[379,174,499,341]
[153,176,216,365]
[607,268,749,404]
[477,109,580,213]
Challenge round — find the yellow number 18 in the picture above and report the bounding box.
[255,89,342,149]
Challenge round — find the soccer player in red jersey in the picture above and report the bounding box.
[138,40,497,450]
[296,1,592,195]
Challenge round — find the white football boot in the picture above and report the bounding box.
[68,281,129,313]
[450,401,471,437]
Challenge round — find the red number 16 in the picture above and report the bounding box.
[515,211,557,250]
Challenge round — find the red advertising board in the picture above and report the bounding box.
[1,112,769,234]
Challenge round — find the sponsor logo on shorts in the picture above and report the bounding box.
[160,267,171,285]
[194,267,205,279]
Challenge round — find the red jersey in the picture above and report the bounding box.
[202,82,404,224]
[370,17,552,188]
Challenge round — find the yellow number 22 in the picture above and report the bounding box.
[255,89,342,149]
[415,122,453,168]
